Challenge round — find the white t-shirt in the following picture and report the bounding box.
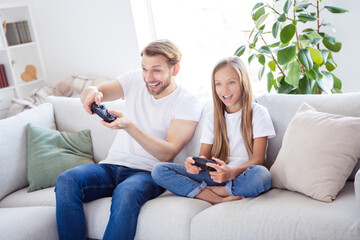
[200,103,275,167]
[101,69,203,171]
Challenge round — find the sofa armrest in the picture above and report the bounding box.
[355,168,360,213]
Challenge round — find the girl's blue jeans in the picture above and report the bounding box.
[55,163,164,240]
[152,163,271,198]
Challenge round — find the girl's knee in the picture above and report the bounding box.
[151,162,171,181]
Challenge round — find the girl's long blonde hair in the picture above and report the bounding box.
[211,56,253,163]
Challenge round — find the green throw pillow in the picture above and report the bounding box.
[26,123,94,192]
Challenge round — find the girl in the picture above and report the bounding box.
[152,56,276,204]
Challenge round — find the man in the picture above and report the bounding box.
[55,39,202,240]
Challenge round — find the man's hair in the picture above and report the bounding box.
[141,39,182,66]
[211,56,254,163]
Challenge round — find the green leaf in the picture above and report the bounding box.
[320,49,329,62]
[278,77,294,93]
[252,4,266,21]
[284,60,302,87]
[323,37,342,52]
[259,46,272,55]
[280,24,296,44]
[248,54,257,64]
[308,48,323,65]
[255,13,270,30]
[277,13,286,22]
[283,0,292,14]
[258,54,266,65]
[253,30,263,45]
[325,51,337,71]
[302,30,323,39]
[298,49,313,69]
[277,44,297,65]
[268,60,276,71]
[324,6,349,14]
[305,69,317,80]
[297,14,317,22]
[322,23,336,33]
[317,71,334,94]
[298,75,313,94]
[272,21,280,38]
[267,71,275,92]
[331,73,342,90]
[234,45,246,57]
[299,39,311,49]
[258,65,265,81]
[312,64,323,80]
[268,41,281,48]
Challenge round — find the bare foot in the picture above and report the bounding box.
[208,186,229,197]
[222,195,245,203]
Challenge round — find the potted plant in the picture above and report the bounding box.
[235,0,348,94]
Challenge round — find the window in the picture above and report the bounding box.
[133,0,267,101]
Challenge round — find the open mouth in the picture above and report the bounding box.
[222,94,233,102]
[148,82,160,90]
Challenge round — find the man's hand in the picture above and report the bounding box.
[101,110,133,130]
[185,157,202,174]
[81,86,104,114]
[208,157,232,183]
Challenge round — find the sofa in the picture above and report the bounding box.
[0,93,360,240]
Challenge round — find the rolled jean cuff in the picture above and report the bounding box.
[187,181,207,198]
[225,180,234,196]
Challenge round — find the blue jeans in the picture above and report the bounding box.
[152,163,271,198]
[55,163,164,240]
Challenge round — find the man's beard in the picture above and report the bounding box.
[146,77,171,97]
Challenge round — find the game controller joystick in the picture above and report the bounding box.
[192,157,217,171]
[90,102,117,123]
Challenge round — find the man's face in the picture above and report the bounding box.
[141,54,176,99]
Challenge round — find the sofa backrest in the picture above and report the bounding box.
[0,103,55,200]
[48,96,121,163]
[255,92,360,179]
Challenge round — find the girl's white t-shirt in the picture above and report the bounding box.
[200,103,276,167]
[101,69,203,171]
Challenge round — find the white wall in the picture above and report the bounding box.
[28,0,141,82]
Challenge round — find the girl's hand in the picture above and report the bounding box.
[185,157,201,174]
[207,157,232,183]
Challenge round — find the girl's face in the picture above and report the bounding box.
[214,65,242,113]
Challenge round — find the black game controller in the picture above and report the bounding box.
[90,102,117,123]
[192,157,217,171]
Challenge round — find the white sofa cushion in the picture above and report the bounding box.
[0,187,55,208]
[0,103,55,200]
[255,92,360,180]
[0,207,58,240]
[190,182,359,240]
[47,96,124,163]
[270,103,360,202]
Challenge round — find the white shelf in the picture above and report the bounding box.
[0,3,46,119]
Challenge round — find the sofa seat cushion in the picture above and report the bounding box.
[0,187,55,208]
[190,182,359,240]
[135,191,212,240]
[0,206,58,240]
[82,191,212,240]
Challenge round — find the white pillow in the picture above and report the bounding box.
[0,103,55,200]
[270,103,360,202]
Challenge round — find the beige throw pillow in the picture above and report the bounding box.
[270,103,360,202]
